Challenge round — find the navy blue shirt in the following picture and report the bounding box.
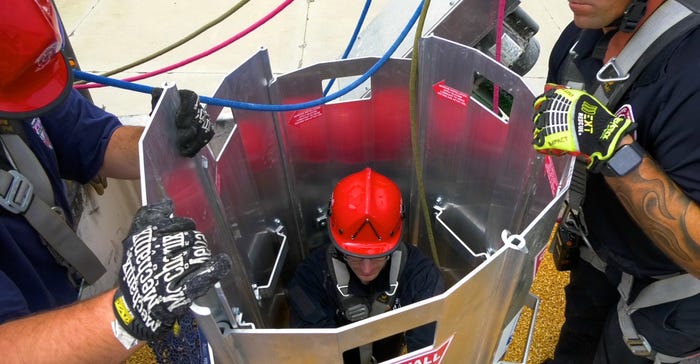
[287,242,444,361]
[548,23,700,277]
[0,89,122,322]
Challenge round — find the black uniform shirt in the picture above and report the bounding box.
[548,22,700,277]
[287,242,445,362]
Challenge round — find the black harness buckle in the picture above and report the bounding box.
[621,1,648,32]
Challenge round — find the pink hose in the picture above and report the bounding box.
[492,0,506,114]
[75,0,294,89]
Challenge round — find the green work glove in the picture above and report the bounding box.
[532,87,636,172]
[113,200,232,342]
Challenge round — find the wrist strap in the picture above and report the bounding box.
[112,320,140,350]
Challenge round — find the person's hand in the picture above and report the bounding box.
[113,200,232,341]
[532,86,636,172]
[151,88,214,158]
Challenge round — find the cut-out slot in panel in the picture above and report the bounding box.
[323,75,372,102]
[471,72,514,119]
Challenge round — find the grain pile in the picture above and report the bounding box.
[503,250,569,363]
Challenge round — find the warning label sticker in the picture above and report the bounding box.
[289,106,323,127]
[382,335,454,364]
[544,155,559,197]
[433,80,469,107]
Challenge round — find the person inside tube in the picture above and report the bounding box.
[287,168,445,364]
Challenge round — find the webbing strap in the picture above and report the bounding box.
[329,244,406,364]
[366,248,404,317]
[594,0,699,105]
[617,272,700,362]
[358,344,375,364]
[563,159,589,240]
[0,134,54,203]
[624,273,700,313]
[0,134,106,284]
[357,250,405,364]
[579,245,607,273]
[330,244,405,300]
[332,255,351,297]
[385,248,402,297]
[568,158,588,215]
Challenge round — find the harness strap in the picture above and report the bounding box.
[328,243,407,364]
[594,0,700,106]
[581,246,700,362]
[366,247,404,319]
[0,134,54,204]
[0,133,106,284]
[358,344,377,364]
[561,48,585,91]
[385,248,402,297]
[579,245,607,273]
[329,243,406,304]
[331,253,351,297]
[623,273,700,312]
[565,158,590,240]
[616,272,700,362]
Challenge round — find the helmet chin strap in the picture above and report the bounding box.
[619,0,649,32]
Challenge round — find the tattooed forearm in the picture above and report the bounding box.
[607,157,700,277]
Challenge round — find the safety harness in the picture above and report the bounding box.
[327,242,407,364]
[0,118,106,285]
[559,0,700,362]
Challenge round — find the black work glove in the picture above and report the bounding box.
[151,88,214,158]
[113,200,232,341]
[532,85,636,172]
[87,174,108,195]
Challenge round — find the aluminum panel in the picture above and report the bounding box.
[269,57,415,252]
[141,38,572,363]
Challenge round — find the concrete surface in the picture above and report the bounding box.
[55,0,573,118]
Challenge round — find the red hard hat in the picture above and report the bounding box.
[329,168,404,258]
[0,0,72,119]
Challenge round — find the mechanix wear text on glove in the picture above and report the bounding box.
[532,87,637,172]
[113,200,232,341]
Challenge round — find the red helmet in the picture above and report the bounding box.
[0,0,72,119]
[329,168,404,258]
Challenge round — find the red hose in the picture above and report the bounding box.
[76,0,294,90]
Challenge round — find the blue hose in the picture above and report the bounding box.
[322,0,372,96]
[73,0,424,112]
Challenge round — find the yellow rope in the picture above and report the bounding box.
[408,0,439,265]
[74,0,250,83]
